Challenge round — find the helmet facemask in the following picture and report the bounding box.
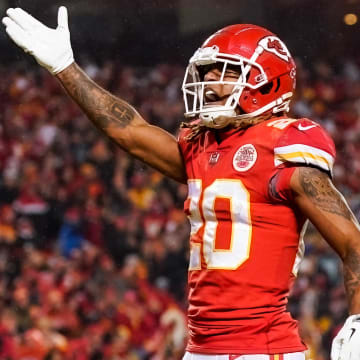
[182,45,269,128]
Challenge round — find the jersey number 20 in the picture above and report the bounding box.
[187,179,252,270]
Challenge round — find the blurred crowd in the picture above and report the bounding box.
[0,54,360,359]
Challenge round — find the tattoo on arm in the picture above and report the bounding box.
[298,167,352,221]
[58,63,135,131]
[344,249,360,305]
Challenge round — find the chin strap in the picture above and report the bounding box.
[233,92,293,119]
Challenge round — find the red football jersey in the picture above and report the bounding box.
[178,117,335,354]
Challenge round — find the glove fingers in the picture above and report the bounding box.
[17,8,44,29]
[57,6,68,30]
[6,8,43,31]
[341,342,351,360]
[4,21,31,51]
[330,340,341,360]
[2,16,12,27]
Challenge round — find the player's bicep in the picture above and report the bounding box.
[290,166,360,259]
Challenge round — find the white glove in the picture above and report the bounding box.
[331,314,360,360]
[2,6,74,74]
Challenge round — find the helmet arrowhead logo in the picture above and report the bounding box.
[267,38,287,56]
[259,36,291,62]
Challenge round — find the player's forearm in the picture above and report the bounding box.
[56,62,139,149]
[291,167,360,313]
[343,246,360,314]
[56,62,187,183]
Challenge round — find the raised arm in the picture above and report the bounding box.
[2,7,187,183]
[290,166,360,359]
[56,63,186,183]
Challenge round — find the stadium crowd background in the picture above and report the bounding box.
[1,0,360,359]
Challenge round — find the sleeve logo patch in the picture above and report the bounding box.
[259,36,291,62]
[233,144,257,172]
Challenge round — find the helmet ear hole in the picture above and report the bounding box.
[258,78,281,95]
[259,81,274,95]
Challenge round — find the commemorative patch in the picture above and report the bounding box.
[233,144,257,172]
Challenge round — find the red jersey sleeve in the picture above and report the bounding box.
[268,166,297,203]
[274,118,336,177]
[268,118,336,203]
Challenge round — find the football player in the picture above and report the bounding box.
[3,6,360,360]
